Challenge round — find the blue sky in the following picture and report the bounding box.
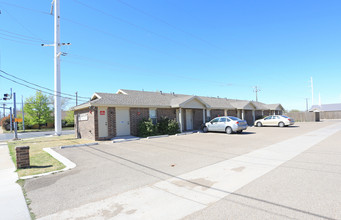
[1,0,341,111]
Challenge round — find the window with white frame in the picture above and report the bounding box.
[149,108,157,124]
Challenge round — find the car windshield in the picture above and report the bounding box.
[229,116,240,121]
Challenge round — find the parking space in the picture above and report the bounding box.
[24,120,341,219]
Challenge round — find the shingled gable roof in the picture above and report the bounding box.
[72,89,284,111]
[266,103,284,110]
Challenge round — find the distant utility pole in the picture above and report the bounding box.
[75,91,78,106]
[310,77,314,106]
[13,93,18,139]
[42,0,70,136]
[22,95,25,132]
[3,104,5,117]
[306,98,308,112]
[253,86,261,102]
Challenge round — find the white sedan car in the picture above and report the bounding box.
[203,116,248,134]
[254,115,295,127]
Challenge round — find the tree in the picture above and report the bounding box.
[24,91,53,129]
[48,95,70,110]
[64,111,74,126]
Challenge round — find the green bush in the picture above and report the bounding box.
[167,119,180,135]
[157,117,169,135]
[138,118,157,137]
[138,117,180,137]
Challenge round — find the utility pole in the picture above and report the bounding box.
[42,0,71,136]
[253,86,261,102]
[311,77,314,106]
[13,92,18,139]
[75,91,78,106]
[54,0,62,136]
[22,95,25,132]
[3,104,5,117]
[306,98,308,112]
[9,107,12,132]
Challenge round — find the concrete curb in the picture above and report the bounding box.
[147,135,169,139]
[175,131,194,136]
[20,148,76,180]
[60,142,99,149]
[113,138,140,143]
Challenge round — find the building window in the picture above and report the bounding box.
[149,108,157,124]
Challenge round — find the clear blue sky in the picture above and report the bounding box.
[1,0,341,111]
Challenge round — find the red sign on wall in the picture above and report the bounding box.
[100,111,105,115]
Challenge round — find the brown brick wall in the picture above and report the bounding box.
[16,146,30,169]
[107,107,116,138]
[227,110,237,117]
[263,110,270,116]
[193,109,203,130]
[157,108,176,120]
[130,108,149,136]
[74,108,96,140]
[211,109,224,119]
[255,110,263,120]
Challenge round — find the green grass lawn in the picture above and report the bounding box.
[8,134,94,177]
[3,127,74,133]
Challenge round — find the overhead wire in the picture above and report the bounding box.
[0,35,37,46]
[115,0,222,50]
[72,0,211,55]
[0,71,90,101]
[0,7,49,43]
[0,69,89,100]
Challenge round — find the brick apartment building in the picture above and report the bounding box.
[72,89,284,140]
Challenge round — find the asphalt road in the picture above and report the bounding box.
[0,130,74,141]
[23,120,341,219]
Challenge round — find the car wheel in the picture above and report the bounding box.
[278,122,285,127]
[256,122,262,127]
[203,126,208,133]
[225,126,233,134]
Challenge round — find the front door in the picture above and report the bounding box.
[98,107,108,138]
[186,109,193,130]
[116,107,130,136]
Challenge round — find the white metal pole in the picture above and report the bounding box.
[54,0,62,136]
[13,92,18,139]
[311,77,314,106]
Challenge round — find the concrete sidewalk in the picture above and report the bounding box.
[0,142,31,220]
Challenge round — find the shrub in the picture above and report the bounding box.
[138,118,157,137]
[167,119,180,135]
[157,117,169,135]
[0,115,12,131]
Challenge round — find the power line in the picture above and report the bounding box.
[0,35,37,46]
[0,28,43,41]
[0,69,89,100]
[72,0,210,55]
[116,0,222,50]
[61,17,180,59]
[0,73,89,101]
[0,32,42,43]
[0,7,48,43]
[0,1,50,15]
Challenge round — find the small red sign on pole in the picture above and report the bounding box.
[100,111,105,115]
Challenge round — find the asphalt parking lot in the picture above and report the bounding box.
[24,120,341,219]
